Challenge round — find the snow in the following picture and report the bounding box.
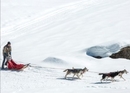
[1,0,130,93]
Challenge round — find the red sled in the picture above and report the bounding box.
[7,59,29,70]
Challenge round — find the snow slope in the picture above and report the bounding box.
[1,0,130,93]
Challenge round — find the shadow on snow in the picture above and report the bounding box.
[57,77,80,81]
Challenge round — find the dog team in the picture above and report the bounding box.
[2,42,128,82]
[63,67,128,82]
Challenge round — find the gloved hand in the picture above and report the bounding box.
[6,56,12,60]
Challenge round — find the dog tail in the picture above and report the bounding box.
[63,69,68,72]
[99,73,104,75]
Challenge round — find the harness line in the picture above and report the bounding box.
[30,65,101,73]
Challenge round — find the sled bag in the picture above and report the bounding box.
[7,59,25,70]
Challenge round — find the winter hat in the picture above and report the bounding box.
[7,41,11,45]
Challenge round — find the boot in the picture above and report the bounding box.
[5,61,8,66]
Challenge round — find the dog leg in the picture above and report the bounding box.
[73,73,76,78]
[65,72,68,79]
[100,79,103,83]
[81,73,83,77]
[105,76,108,81]
[101,75,106,82]
[100,76,104,82]
[77,74,81,79]
[111,78,116,82]
[119,74,126,81]
[78,73,81,77]
[64,74,67,79]
[120,76,126,81]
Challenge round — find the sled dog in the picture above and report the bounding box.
[99,69,128,82]
[99,71,120,82]
[63,67,88,79]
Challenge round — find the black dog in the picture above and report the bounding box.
[99,71,120,82]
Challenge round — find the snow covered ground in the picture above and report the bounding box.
[1,0,130,93]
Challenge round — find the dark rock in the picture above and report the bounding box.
[93,56,102,59]
[110,46,130,60]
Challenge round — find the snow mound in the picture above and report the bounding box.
[86,43,121,58]
[43,57,66,65]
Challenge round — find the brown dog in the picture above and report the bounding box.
[63,67,88,79]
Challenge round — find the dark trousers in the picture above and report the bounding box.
[2,55,7,69]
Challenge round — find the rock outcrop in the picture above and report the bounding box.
[110,46,130,60]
